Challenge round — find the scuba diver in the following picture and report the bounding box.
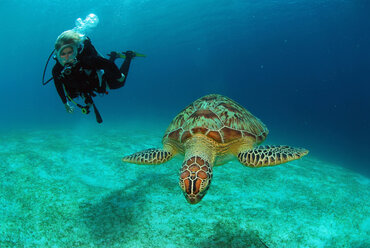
[49,29,140,123]
[42,14,145,123]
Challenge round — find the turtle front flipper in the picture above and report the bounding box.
[122,148,174,165]
[237,145,308,167]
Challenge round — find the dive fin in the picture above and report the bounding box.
[119,51,146,59]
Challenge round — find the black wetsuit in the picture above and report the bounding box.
[52,38,132,104]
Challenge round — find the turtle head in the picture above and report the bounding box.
[179,156,213,204]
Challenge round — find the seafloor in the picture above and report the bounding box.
[1,123,369,248]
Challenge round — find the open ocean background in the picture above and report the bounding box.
[1,0,369,247]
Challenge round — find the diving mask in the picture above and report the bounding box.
[56,43,78,66]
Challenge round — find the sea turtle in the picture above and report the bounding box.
[122,94,308,204]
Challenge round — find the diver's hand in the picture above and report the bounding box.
[124,51,136,59]
[64,103,74,113]
[107,51,119,62]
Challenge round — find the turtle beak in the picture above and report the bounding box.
[179,156,213,204]
[183,185,210,204]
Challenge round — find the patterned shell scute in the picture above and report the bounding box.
[164,94,268,144]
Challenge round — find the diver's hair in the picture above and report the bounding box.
[55,30,85,51]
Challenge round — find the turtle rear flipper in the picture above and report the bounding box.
[122,148,174,165]
[238,145,308,167]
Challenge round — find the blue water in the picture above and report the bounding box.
[1,1,369,171]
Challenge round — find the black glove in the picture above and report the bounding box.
[107,51,119,62]
[124,51,136,59]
